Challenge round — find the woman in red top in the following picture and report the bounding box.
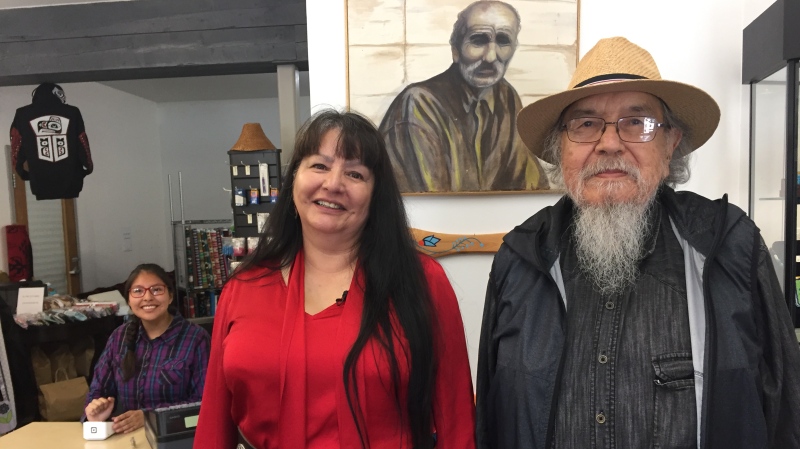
[194,110,476,449]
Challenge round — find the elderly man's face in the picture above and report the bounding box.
[453,4,518,89]
[560,91,682,207]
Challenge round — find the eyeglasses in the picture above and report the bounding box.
[562,116,669,143]
[129,284,167,298]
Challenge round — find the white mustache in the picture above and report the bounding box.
[580,158,641,181]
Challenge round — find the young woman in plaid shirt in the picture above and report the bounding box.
[84,263,210,433]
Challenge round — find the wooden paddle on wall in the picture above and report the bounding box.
[410,228,506,258]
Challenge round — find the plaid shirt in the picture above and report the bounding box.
[85,315,210,416]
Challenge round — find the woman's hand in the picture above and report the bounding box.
[84,397,115,422]
[112,409,145,434]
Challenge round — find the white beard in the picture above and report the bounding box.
[566,156,660,296]
[572,199,656,296]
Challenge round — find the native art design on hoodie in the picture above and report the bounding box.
[31,115,71,163]
[9,83,93,200]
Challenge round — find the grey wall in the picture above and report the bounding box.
[157,96,312,248]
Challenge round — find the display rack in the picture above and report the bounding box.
[171,220,232,320]
[166,168,234,323]
[228,149,282,238]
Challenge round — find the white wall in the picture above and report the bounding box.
[76,83,168,291]
[307,0,770,382]
[744,0,776,23]
[0,83,167,291]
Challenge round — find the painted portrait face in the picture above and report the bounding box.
[454,3,519,89]
[293,129,375,245]
[560,91,682,207]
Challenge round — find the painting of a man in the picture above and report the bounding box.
[379,0,548,193]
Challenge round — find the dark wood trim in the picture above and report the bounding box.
[12,173,27,227]
[62,199,81,296]
[0,0,306,42]
[0,0,307,86]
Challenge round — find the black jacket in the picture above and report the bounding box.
[10,83,93,200]
[476,187,800,449]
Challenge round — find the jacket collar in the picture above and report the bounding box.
[659,186,743,257]
[503,185,744,269]
[503,194,574,271]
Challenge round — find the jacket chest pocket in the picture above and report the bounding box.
[652,352,696,449]
[158,359,186,387]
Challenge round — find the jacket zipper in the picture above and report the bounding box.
[543,269,568,449]
[698,194,730,449]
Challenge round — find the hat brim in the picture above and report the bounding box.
[517,79,721,164]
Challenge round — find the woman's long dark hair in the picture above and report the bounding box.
[121,263,175,381]
[235,109,436,448]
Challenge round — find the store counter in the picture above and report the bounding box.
[0,422,148,449]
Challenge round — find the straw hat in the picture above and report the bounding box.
[517,37,720,164]
[230,123,277,151]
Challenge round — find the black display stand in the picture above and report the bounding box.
[228,150,282,238]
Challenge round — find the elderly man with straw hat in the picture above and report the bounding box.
[476,37,800,449]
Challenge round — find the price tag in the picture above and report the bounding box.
[232,166,238,176]
[244,165,251,176]
[247,214,253,224]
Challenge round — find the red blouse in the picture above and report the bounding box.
[194,252,476,449]
[305,304,343,447]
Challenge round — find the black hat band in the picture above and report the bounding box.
[574,73,648,88]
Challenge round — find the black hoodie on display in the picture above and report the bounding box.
[10,83,93,200]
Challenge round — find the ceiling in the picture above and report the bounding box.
[0,0,124,8]
[100,72,310,103]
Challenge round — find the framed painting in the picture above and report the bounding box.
[347,0,578,194]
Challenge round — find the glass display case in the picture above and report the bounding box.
[743,0,800,326]
[749,68,789,290]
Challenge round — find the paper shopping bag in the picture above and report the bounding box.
[38,368,88,421]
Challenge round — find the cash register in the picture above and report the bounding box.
[144,402,201,449]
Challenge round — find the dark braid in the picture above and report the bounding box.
[120,263,174,381]
[121,316,141,381]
